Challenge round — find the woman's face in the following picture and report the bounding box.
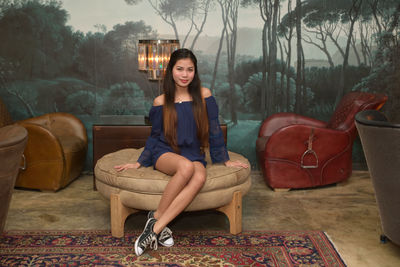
[172,58,195,89]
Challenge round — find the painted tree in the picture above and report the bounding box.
[125,0,212,49]
[0,0,12,16]
[0,0,75,116]
[280,0,400,106]
[0,0,73,79]
[292,0,303,113]
[336,0,363,106]
[281,1,348,68]
[76,21,155,89]
[187,0,212,50]
[280,0,365,106]
[258,0,271,117]
[101,82,148,115]
[281,0,294,111]
[242,0,268,116]
[277,32,287,109]
[210,0,228,93]
[354,2,400,121]
[267,0,280,115]
[242,0,282,118]
[357,0,400,67]
[104,21,156,82]
[357,18,374,66]
[221,0,240,124]
[301,19,336,68]
[368,0,400,34]
[0,59,36,116]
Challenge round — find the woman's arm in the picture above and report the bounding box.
[204,88,248,168]
[115,97,164,171]
[205,92,230,164]
[136,96,164,166]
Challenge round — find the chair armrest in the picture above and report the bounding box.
[20,112,87,144]
[258,113,326,138]
[17,122,64,161]
[15,122,66,191]
[265,124,351,164]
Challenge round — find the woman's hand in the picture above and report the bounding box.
[224,160,249,169]
[114,162,141,172]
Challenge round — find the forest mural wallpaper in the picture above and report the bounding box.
[0,0,399,170]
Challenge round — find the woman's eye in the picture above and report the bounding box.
[175,67,194,72]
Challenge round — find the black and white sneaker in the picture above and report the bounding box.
[148,211,174,247]
[158,227,174,247]
[134,218,158,256]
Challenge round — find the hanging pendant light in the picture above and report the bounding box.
[138,39,180,80]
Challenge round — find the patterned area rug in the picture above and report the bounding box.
[1,230,346,266]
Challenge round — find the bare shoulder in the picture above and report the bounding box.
[201,87,212,98]
[153,94,165,106]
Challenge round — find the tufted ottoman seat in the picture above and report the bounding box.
[95,148,251,237]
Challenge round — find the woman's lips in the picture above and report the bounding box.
[180,79,189,83]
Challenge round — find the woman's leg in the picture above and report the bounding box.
[134,154,205,256]
[153,160,206,234]
[153,152,195,220]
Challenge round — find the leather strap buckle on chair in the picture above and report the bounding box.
[20,154,26,170]
[301,128,318,169]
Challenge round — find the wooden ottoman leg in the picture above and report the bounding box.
[110,193,138,238]
[216,191,242,235]
[274,188,290,192]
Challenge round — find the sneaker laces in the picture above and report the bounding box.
[141,232,158,251]
[159,227,172,241]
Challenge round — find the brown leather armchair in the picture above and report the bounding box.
[0,98,88,191]
[256,91,387,190]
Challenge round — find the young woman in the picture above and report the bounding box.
[114,48,248,256]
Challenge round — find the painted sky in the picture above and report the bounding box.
[61,0,264,37]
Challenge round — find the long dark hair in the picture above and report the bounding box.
[162,48,209,153]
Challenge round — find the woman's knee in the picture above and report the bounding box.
[176,160,195,179]
[192,171,206,189]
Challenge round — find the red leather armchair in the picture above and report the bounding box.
[256,91,387,190]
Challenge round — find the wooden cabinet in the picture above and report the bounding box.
[93,125,151,171]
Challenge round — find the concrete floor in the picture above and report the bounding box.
[5,171,400,266]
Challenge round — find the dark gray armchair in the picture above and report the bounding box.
[0,124,28,232]
[355,110,400,246]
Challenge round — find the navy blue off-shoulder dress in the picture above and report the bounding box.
[137,96,229,167]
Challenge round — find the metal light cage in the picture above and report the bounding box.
[138,39,180,80]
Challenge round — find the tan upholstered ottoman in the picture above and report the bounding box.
[95,148,251,237]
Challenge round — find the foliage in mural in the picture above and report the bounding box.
[0,0,399,169]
